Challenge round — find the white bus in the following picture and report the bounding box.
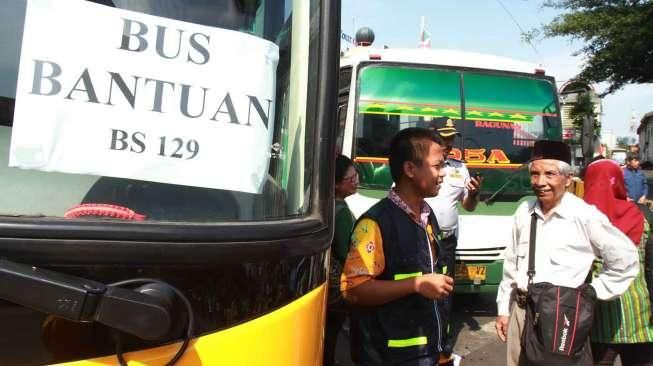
[337,44,563,293]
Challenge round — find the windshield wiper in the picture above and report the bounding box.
[484,163,528,205]
[0,213,47,218]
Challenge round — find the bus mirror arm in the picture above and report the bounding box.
[484,163,528,205]
[0,259,173,341]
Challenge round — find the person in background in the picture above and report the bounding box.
[425,118,482,366]
[623,153,648,204]
[341,128,453,366]
[629,144,640,156]
[584,158,653,366]
[495,140,639,366]
[324,154,358,366]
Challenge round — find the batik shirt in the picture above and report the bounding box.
[340,189,437,292]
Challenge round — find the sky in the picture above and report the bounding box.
[341,0,653,138]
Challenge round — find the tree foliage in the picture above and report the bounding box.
[616,136,636,148]
[529,0,653,95]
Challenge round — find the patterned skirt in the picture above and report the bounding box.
[591,243,653,344]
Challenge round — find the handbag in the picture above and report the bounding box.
[520,213,597,366]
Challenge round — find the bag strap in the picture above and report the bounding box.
[528,212,537,285]
[527,211,595,288]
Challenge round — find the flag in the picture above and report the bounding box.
[419,16,431,48]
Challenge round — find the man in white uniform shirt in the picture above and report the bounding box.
[425,118,482,364]
[495,140,639,366]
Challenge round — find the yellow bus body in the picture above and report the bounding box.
[59,285,326,366]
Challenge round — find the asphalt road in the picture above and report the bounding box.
[334,293,505,366]
[333,292,626,366]
[444,293,505,365]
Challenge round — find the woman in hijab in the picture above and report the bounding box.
[584,159,653,366]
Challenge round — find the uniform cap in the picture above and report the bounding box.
[436,118,460,137]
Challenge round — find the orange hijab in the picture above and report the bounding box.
[583,159,644,245]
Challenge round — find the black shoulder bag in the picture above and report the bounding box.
[521,213,597,366]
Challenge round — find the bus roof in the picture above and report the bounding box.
[341,46,545,75]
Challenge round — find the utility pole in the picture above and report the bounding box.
[581,115,595,167]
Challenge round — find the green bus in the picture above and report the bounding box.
[337,45,562,293]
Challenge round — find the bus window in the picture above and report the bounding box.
[350,64,560,195]
[0,0,310,222]
[353,65,461,189]
[460,72,560,195]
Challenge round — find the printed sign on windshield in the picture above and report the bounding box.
[10,0,279,194]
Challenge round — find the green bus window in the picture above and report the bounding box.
[357,66,461,120]
[354,65,461,189]
[463,72,559,124]
[460,72,561,195]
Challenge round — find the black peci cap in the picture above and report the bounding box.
[530,140,571,164]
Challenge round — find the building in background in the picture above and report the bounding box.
[637,111,653,165]
[601,129,617,150]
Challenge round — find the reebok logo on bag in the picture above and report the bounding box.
[558,314,570,352]
[521,213,596,365]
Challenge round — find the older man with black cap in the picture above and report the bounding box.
[495,140,639,366]
[425,118,482,366]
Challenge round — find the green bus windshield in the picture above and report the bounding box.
[354,64,562,197]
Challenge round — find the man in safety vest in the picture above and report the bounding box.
[341,127,453,365]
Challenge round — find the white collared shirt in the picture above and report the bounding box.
[496,192,639,316]
[425,159,469,231]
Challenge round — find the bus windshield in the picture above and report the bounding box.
[353,64,561,195]
[0,0,313,222]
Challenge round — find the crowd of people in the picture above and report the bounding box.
[325,120,653,366]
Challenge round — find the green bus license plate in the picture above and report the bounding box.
[455,264,487,281]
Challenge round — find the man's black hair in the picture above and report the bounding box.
[389,128,444,183]
[626,152,640,162]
